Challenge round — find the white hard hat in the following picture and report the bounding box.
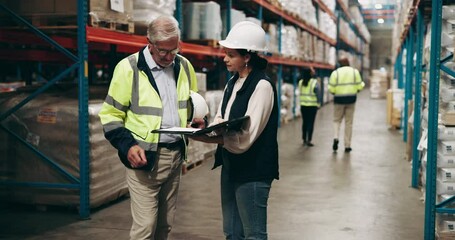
[188,91,209,120]
[219,21,267,52]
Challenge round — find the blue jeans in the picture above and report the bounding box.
[221,166,273,240]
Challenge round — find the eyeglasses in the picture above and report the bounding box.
[150,42,180,56]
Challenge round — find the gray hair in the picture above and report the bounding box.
[147,16,180,43]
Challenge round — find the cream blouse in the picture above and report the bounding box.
[213,77,274,154]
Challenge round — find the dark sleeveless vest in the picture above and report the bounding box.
[212,69,279,183]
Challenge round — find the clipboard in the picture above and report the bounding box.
[151,115,250,136]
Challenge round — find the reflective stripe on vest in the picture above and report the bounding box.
[127,55,163,116]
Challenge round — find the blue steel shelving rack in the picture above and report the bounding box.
[395,0,455,238]
[0,0,91,219]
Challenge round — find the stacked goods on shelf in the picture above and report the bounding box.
[89,0,134,33]
[294,85,301,118]
[0,92,128,208]
[349,5,371,43]
[322,76,332,104]
[321,0,336,13]
[280,25,300,58]
[195,72,207,97]
[132,0,176,35]
[363,44,370,69]
[280,25,334,65]
[182,1,222,42]
[205,90,224,124]
[277,0,318,27]
[264,23,279,55]
[338,18,363,53]
[338,0,348,9]
[221,8,246,39]
[318,9,337,64]
[186,72,216,168]
[392,0,413,58]
[298,31,314,61]
[386,88,404,129]
[0,0,134,33]
[280,83,295,123]
[370,69,389,99]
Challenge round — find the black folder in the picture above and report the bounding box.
[151,115,250,136]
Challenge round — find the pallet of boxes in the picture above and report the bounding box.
[0,0,134,33]
[386,87,404,129]
[370,69,388,99]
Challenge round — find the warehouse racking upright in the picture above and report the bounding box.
[0,0,91,219]
[0,0,369,219]
[394,0,455,238]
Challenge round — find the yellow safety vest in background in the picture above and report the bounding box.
[299,78,319,107]
[328,66,364,97]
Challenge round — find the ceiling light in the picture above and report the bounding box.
[377,18,385,24]
[375,4,383,9]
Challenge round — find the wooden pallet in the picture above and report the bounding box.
[184,39,220,48]
[90,18,134,34]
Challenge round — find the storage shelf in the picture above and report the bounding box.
[0,26,334,69]
[314,0,337,21]
[337,0,368,43]
[396,0,421,54]
[250,0,337,46]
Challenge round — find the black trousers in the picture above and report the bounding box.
[300,105,318,142]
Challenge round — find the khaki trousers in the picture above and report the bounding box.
[333,103,356,148]
[126,147,183,240]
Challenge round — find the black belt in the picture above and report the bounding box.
[158,139,183,149]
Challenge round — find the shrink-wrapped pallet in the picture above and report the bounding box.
[132,0,176,35]
[183,1,222,41]
[0,91,128,208]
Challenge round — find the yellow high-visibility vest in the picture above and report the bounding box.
[328,66,364,97]
[99,53,198,151]
[299,78,319,107]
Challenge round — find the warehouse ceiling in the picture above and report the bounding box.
[357,0,395,30]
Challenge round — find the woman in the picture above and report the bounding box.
[298,67,320,146]
[191,21,279,239]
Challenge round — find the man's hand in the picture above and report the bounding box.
[127,145,147,168]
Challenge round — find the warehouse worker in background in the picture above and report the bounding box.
[299,67,321,146]
[328,57,364,153]
[98,15,200,240]
[190,21,279,240]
